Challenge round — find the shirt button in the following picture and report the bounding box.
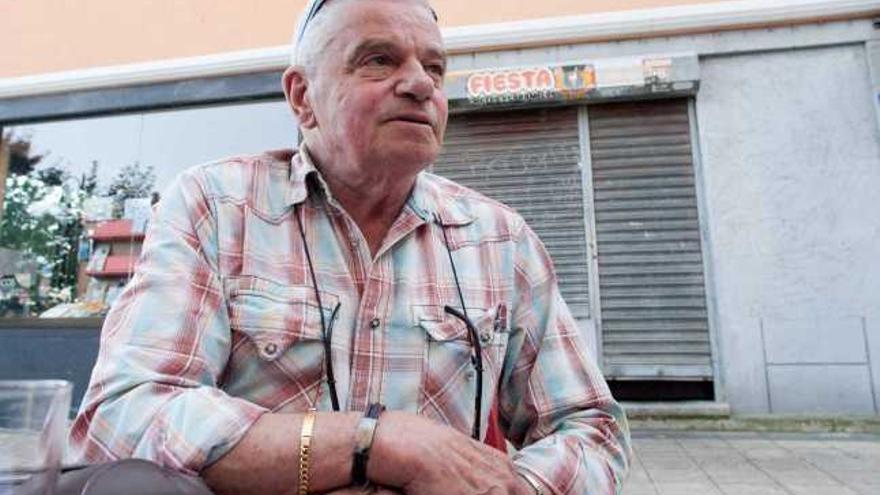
[369,318,381,330]
[264,342,278,356]
[480,330,492,344]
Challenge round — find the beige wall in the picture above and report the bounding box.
[2,0,727,78]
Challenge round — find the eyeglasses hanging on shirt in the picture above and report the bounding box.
[295,204,485,441]
[437,215,484,442]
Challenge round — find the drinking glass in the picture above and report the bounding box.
[0,381,72,495]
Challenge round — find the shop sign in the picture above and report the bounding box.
[445,54,693,109]
[461,64,596,105]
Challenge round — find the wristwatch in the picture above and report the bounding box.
[352,402,385,486]
[519,470,546,495]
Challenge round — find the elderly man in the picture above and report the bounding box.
[69,0,630,493]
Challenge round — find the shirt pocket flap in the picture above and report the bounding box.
[226,275,339,361]
[413,304,494,343]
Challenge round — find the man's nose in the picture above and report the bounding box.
[395,60,435,102]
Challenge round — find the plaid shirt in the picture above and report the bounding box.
[70,148,630,494]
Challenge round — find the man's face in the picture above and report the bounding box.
[295,0,448,176]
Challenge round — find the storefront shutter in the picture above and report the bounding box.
[588,99,713,379]
[432,107,590,318]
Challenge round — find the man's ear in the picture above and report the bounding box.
[283,66,317,129]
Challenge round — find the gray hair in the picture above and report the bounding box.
[289,0,343,74]
[289,0,438,75]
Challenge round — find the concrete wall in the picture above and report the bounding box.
[448,20,880,414]
[696,44,880,414]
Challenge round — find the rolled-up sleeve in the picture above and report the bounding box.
[69,170,267,474]
[503,223,631,494]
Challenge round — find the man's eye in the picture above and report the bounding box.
[365,55,392,66]
[425,64,445,76]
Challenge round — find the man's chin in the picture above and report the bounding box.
[377,144,439,171]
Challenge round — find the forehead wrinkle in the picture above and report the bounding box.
[345,35,445,64]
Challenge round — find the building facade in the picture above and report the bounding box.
[1,0,879,416]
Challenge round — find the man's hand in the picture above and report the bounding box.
[368,411,534,495]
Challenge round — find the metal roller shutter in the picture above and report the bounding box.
[432,107,590,318]
[588,99,713,380]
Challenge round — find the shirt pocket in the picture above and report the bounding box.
[222,275,339,410]
[413,303,507,436]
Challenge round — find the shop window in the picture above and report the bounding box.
[0,100,297,319]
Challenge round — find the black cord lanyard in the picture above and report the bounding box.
[295,203,483,439]
[296,204,341,412]
[437,214,484,441]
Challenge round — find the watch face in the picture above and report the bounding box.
[354,417,379,453]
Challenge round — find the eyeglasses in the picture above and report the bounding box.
[296,0,439,44]
[296,203,484,441]
[441,305,483,441]
[436,214,485,441]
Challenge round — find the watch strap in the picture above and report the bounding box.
[352,402,385,486]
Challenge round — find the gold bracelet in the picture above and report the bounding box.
[298,409,317,495]
[519,470,546,495]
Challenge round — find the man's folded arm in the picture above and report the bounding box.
[69,170,268,474]
[501,223,631,495]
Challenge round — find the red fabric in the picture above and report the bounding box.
[484,401,506,452]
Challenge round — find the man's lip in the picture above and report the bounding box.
[388,114,433,126]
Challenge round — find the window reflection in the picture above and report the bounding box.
[0,100,298,319]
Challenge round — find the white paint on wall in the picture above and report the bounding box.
[696,44,880,413]
[762,315,867,365]
[767,364,876,414]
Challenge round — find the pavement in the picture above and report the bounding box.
[7,420,880,494]
[624,430,880,495]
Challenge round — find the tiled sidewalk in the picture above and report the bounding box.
[624,431,880,495]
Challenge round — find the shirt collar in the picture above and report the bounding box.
[286,145,474,227]
[286,143,332,207]
[406,173,475,227]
